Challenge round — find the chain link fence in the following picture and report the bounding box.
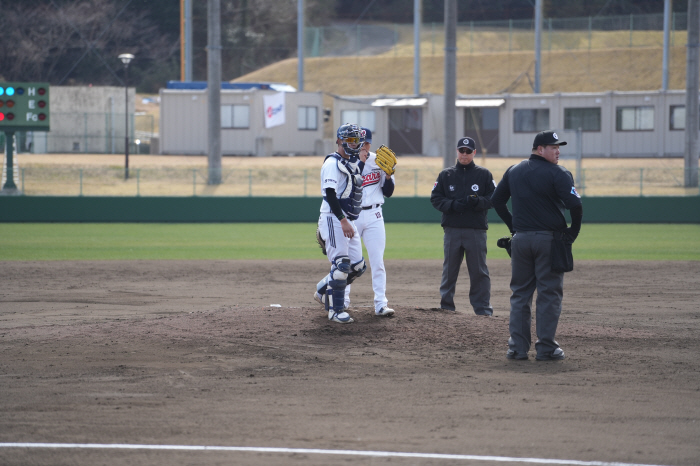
[305,12,688,58]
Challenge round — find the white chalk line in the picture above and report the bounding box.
[0,442,668,466]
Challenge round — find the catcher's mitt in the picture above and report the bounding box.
[497,236,512,257]
[375,145,398,176]
[315,227,327,256]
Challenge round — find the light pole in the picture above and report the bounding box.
[118,53,134,180]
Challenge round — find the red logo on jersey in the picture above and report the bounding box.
[362,171,381,187]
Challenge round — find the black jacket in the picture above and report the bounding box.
[491,154,583,234]
[430,161,495,229]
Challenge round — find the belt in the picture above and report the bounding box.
[361,204,382,210]
[515,230,554,236]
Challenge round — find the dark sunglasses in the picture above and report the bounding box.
[458,148,473,154]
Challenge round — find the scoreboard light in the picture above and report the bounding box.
[0,82,50,131]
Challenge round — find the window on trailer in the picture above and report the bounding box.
[298,106,318,130]
[513,108,549,132]
[616,106,654,131]
[564,107,601,132]
[221,104,250,129]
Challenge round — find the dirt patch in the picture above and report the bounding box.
[1,259,699,466]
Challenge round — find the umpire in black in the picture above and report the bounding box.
[491,130,583,361]
[431,137,495,316]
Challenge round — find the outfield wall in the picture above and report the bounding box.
[0,196,698,223]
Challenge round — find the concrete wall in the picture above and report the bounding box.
[44,86,135,154]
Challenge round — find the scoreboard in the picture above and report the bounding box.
[0,82,50,132]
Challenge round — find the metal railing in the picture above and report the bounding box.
[8,166,700,197]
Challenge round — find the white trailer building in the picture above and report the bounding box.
[332,90,691,158]
[159,84,325,157]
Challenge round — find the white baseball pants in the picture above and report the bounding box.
[345,205,388,311]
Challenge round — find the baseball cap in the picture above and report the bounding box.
[532,130,567,149]
[457,137,475,151]
[361,127,372,143]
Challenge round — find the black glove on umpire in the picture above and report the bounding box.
[453,199,468,212]
[497,236,512,257]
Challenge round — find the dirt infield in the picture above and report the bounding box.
[1,259,699,466]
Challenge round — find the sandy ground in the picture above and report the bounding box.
[1,259,699,466]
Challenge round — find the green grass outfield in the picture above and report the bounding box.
[0,223,698,261]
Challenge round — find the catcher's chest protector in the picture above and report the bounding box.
[329,153,363,220]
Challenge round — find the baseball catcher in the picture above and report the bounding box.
[375,145,398,176]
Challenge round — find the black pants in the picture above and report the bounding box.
[439,227,493,315]
[508,231,564,356]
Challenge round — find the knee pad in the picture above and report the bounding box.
[330,255,351,281]
[346,258,366,285]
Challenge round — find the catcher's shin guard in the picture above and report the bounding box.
[326,256,351,313]
[327,279,348,313]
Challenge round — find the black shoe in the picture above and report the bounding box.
[438,307,456,313]
[506,349,528,360]
[536,347,565,361]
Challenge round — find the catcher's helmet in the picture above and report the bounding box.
[337,123,364,157]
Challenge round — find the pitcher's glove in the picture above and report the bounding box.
[315,227,327,256]
[375,145,398,176]
[497,236,512,257]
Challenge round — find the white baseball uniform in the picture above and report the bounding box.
[318,153,363,267]
[344,151,395,311]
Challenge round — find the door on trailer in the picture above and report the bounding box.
[464,107,499,154]
[388,108,423,155]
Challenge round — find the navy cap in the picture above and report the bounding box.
[533,130,567,149]
[362,127,372,143]
[457,137,475,150]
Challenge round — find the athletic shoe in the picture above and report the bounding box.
[535,347,565,361]
[506,349,528,360]
[375,306,395,317]
[328,310,354,324]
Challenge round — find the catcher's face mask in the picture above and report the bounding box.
[337,123,364,157]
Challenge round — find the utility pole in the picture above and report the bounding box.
[685,0,699,187]
[180,0,192,81]
[534,0,542,93]
[662,0,673,90]
[207,0,222,185]
[297,0,304,91]
[414,0,421,96]
[443,0,457,169]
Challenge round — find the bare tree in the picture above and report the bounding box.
[0,0,177,88]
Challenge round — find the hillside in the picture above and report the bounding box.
[233,46,688,96]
